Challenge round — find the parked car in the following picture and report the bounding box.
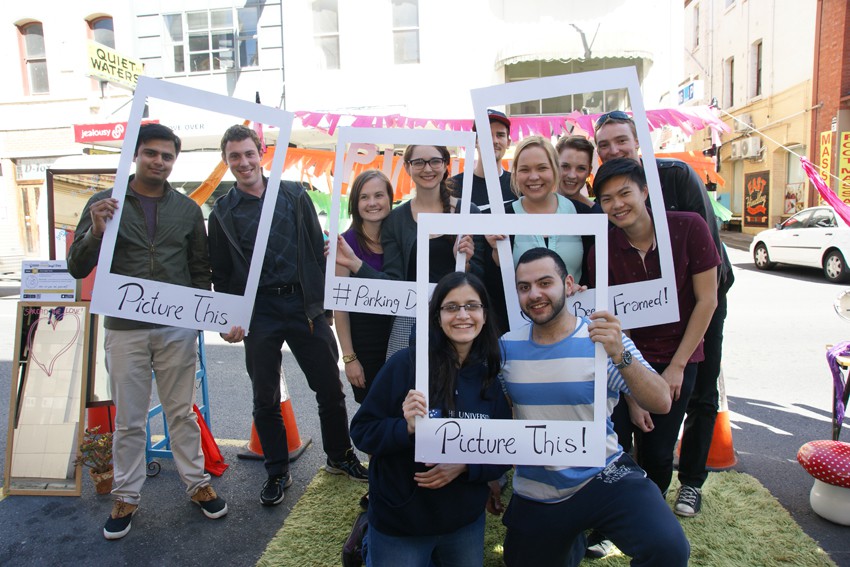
[750,206,850,283]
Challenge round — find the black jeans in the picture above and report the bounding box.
[678,289,728,488]
[612,362,698,495]
[244,293,350,476]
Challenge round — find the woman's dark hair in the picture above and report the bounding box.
[403,144,453,214]
[347,169,394,257]
[428,271,501,413]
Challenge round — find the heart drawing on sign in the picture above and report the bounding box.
[26,310,82,377]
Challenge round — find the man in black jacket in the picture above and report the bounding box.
[209,125,366,507]
[594,111,733,521]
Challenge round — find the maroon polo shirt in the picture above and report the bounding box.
[588,210,720,363]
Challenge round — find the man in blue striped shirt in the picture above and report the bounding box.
[499,247,689,566]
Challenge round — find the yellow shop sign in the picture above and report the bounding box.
[86,41,144,90]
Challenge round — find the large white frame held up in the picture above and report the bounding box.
[471,66,679,330]
[90,77,293,333]
[414,213,610,467]
[324,127,477,316]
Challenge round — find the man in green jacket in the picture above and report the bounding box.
[68,123,226,541]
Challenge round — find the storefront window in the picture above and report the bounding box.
[504,58,637,116]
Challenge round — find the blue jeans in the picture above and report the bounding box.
[364,512,485,567]
[503,454,689,567]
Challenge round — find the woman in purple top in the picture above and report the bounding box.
[334,170,395,402]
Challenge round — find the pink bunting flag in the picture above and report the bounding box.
[800,157,850,226]
[326,113,342,136]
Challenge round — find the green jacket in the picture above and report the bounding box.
[67,179,211,330]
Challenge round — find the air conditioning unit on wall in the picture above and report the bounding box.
[735,113,753,132]
[742,137,762,159]
[730,140,743,160]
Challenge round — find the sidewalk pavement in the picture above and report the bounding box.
[0,295,362,566]
[720,229,754,252]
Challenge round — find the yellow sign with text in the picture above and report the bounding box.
[840,132,850,203]
[86,41,144,90]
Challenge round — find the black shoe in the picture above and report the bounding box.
[103,500,138,540]
[260,472,293,506]
[325,448,368,482]
[585,530,614,559]
[674,485,702,517]
[191,485,228,519]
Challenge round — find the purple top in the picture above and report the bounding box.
[343,228,384,271]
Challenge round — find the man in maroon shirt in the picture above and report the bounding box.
[588,158,719,508]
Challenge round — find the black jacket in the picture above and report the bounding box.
[351,348,511,537]
[207,180,328,322]
[656,158,734,292]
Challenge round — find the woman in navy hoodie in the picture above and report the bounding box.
[350,271,511,567]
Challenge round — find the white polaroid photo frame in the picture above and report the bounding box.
[324,127,477,316]
[414,213,610,467]
[471,66,678,330]
[90,76,293,332]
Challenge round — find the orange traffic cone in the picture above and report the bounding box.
[238,374,312,462]
[706,369,737,470]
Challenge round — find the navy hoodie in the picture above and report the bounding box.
[350,348,511,537]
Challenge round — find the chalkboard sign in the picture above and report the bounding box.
[4,302,90,496]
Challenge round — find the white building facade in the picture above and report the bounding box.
[2,0,685,263]
[680,0,816,232]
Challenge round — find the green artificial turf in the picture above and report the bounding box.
[257,469,835,567]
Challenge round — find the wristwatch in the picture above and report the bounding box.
[342,353,358,364]
[613,350,633,370]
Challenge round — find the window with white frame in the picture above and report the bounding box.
[692,4,700,50]
[392,0,419,64]
[163,7,258,74]
[312,0,340,70]
[89,16,115,48]
[750,40,762,98]
[19,22,49,94]
[505,58,638,115]
[723,56,734,108]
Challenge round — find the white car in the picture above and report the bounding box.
[750,206,850,283]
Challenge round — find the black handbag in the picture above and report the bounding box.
[342,493,370,567]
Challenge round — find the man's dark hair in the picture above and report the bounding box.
[135,123,181,157]
[220,124,262,154]
[593,157,648,198]
[516,247,569,281]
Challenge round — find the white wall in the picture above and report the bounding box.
[683,0,815,107]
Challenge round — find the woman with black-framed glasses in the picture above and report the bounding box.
[350,271,511,566]
[376,144,487,359]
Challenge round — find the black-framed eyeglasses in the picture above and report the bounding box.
[440,302,484,314]
[407,158,447,170]
[594,110,632,131]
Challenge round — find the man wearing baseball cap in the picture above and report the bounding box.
[452,108,515,213]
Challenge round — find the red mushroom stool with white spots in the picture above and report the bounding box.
[797,440,850,525]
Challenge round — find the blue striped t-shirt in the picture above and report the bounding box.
[499,316,652,503]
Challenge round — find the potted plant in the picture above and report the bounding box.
[75,425,114,495]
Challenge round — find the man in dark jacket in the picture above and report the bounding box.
[68,123,226,540]
[209,125,366,507]
[594,111,733,520]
